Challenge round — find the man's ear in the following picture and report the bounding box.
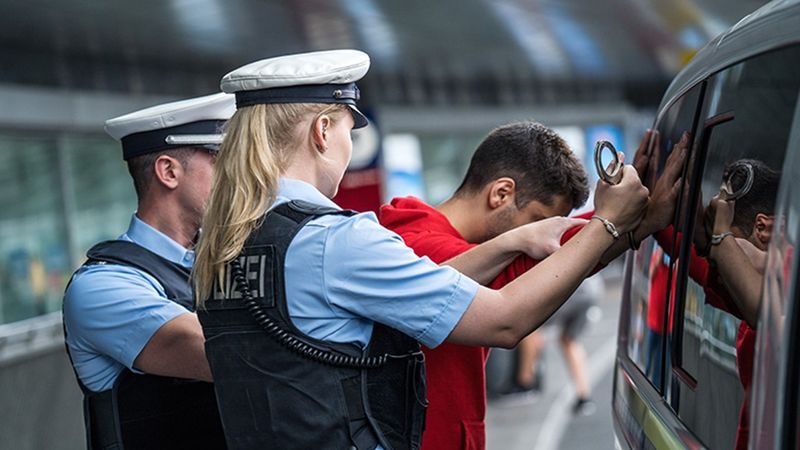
[754,213,774,246]
[153,154,183,190]
[312,115,331,153]
[487,178,516,210]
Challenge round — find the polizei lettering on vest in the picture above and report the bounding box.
[212,246,273,306]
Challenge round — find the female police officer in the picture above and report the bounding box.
[194,49,649,450]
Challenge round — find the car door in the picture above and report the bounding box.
[669,44,800,449]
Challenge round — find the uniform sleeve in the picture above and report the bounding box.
[63,265,189,371]
[320,215,479,348]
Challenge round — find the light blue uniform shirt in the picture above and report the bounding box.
[275,178,479,349]
[63,215,194,392]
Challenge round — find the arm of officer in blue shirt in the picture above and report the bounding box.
[314,211,614,350]
[65,265,211,389]
[133,312,211,382]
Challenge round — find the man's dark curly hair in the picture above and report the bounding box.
[454,121,589,210]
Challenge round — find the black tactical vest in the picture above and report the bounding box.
[64,240,226,450]
[199,201,428,450]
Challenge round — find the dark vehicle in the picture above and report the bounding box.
[612,1,800,449]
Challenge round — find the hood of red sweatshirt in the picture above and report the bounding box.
[378,196,464,238]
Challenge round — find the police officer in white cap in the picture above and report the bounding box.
[63,92,234,450]
[194,50,648,450]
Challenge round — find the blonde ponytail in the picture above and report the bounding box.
[194,102,349,306]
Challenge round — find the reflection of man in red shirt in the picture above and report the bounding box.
[704,159,778,450]
[379,124,683,449]
[644,245,671,386]
[661,158,779,450]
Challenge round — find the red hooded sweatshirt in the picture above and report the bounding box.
[379,196,590,450]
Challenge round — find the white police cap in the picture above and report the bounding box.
[220,49,370,128]
[105,92,236,160]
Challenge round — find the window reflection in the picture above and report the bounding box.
[676,45,800,450]
[622,44,800,450]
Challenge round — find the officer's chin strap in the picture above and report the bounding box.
[230,258,418,369]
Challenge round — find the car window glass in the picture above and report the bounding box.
[624,85,701,391]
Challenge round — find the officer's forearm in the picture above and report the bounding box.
[133,313,213,382]
[447,220,614,348]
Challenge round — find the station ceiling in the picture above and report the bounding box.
[0,0,767,106]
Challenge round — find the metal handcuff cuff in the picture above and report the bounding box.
[592,141,639,249]
[708,161,755,249]
[718,161,754,201]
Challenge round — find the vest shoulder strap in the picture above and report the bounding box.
[85,240,193,307]
[274,199,355,222]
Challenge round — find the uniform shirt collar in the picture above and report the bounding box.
[275,177,341,210]
[122,214,195,268]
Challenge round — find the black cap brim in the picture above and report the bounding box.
[349,105,369,129]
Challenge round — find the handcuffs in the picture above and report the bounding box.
[593,140,623,185]
[706,161,754,253]
[718,161,754,201]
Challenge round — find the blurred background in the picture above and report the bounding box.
[0,1,768,448]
